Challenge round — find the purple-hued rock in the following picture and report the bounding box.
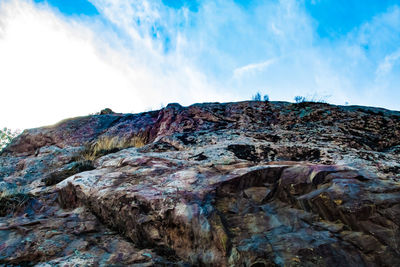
[1,101,400,266]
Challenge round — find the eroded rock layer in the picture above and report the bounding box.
[1,101,400,266]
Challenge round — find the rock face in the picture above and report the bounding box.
[1,101,400,266]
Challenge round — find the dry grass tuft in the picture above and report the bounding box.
[81,134,148,161]
[0,187,31,216]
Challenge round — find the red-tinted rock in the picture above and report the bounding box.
[1,101,400,266]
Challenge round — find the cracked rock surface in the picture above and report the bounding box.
[1,101,400,266]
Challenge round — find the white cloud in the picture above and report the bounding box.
[0,0,232,130]
[233,59,276,78]
[0,0,132,129]
[1,0,400,130]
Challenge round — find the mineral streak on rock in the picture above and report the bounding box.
[0,101,400,266]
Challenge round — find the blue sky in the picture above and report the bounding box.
[33,0,99,16]
[306,0,400,37]
[1,0,400,129]
[31,0,400,39]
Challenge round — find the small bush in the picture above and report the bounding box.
[294,96,306,103]
[252,92,262,101]
[0,127,20,150]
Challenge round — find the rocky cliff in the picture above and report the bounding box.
[1,101,400,266]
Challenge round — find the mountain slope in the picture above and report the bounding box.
[1,101,400,266]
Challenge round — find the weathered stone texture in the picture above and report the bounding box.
[1,101,400,266]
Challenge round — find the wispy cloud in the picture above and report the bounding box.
[233,59,277,78]
[376,49,400,76]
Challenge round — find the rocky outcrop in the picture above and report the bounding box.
[1,101,400,266]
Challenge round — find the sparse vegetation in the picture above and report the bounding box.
[0,186,31,216]
[40,133,150,187]
[294,95,328,104]
[80,134,148,161]
[294,96,306,103]
[0,127,20,150]
[252,92,270,102]
[252,92,262,101]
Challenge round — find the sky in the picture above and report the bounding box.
[1,0,400,130]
